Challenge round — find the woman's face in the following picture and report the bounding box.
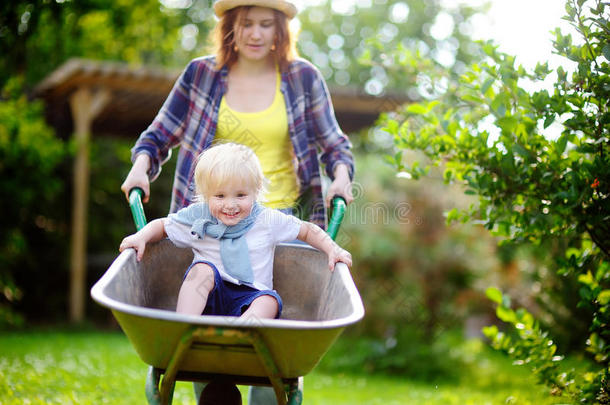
[234,7,276,63]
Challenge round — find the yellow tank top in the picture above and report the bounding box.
[215,71,299,209]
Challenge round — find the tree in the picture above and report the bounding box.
[297,0,486,97]
[0,0,213,89]
[379,0,609,401]
[0,0,213,324]
[0,78,67,326]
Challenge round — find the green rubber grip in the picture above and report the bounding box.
[129,188,147,231]
[327,196,346,241]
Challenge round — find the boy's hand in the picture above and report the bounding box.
[297,222,353,271]
[119,233,147,261]
[327,245,352,271]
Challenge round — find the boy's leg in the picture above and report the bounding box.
[241,294,279,319]
[176,262,215,315]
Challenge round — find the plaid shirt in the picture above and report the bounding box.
[132,56,354,227]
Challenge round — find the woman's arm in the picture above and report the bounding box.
[297,221,352,271]
[119,218,167,261]
[304,64,355,206]
[125,59,203,202]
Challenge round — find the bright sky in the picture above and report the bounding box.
[469,0,572,70]
[291,0,572,71]
[460,0,573,140]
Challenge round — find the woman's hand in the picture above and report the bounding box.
[326,163,353,207]
[121,154,151,203]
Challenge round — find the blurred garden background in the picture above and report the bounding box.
[1,0,608,403]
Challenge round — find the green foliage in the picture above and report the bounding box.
[339,151,506,378]
[483,284,610,402]
[319,328,465,382]
[483,287,577,396]
[0,0,213,88]
[379,0,609,401]
[297,0,485,95]
[0,78,68,326]
[87,137,178,287]
[0,0,212,323]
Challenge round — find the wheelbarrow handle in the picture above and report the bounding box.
[128,189,346,240]
[327,196,347,241]
[129,188,148,231]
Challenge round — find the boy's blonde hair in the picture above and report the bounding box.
[194,143,266,201]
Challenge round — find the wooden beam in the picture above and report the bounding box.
[330,89,407,115]
[37,59,412,139]
[68,87,110,323]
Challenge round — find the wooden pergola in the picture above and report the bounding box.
[35,58,407,322]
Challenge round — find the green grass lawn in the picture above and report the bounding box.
[0,329,575,404]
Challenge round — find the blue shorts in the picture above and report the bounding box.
[184,261,283,318]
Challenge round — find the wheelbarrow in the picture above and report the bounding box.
[90,189,364,404]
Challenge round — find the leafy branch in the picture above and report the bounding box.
[379,0,609,401]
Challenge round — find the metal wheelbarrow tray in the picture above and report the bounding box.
[91,238,364,404]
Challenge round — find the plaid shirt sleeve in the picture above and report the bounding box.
[307,66,355,180]
[283,59,355,227]
[131,61,197,180]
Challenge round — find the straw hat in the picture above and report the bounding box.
[213,0,298,19]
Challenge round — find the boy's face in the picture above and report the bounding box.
[207,181,256,226]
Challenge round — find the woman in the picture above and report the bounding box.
[121,0,354,228]
[121,1,354,402]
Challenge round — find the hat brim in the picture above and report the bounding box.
[214,0,297,19]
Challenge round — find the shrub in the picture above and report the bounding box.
[0,78,68,326]
[378,0,609,401]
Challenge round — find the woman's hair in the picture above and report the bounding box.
[194,142,266,201]
[211,6,298,71]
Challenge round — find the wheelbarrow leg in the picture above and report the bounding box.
[145,327,196,405]
[249,331,288,404]
[146,366,169,405]
[158,328,197,404]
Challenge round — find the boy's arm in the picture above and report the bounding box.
[119,218,167,261]
[297,222,352,271]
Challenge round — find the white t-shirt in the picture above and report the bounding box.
[164,207,302,291]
